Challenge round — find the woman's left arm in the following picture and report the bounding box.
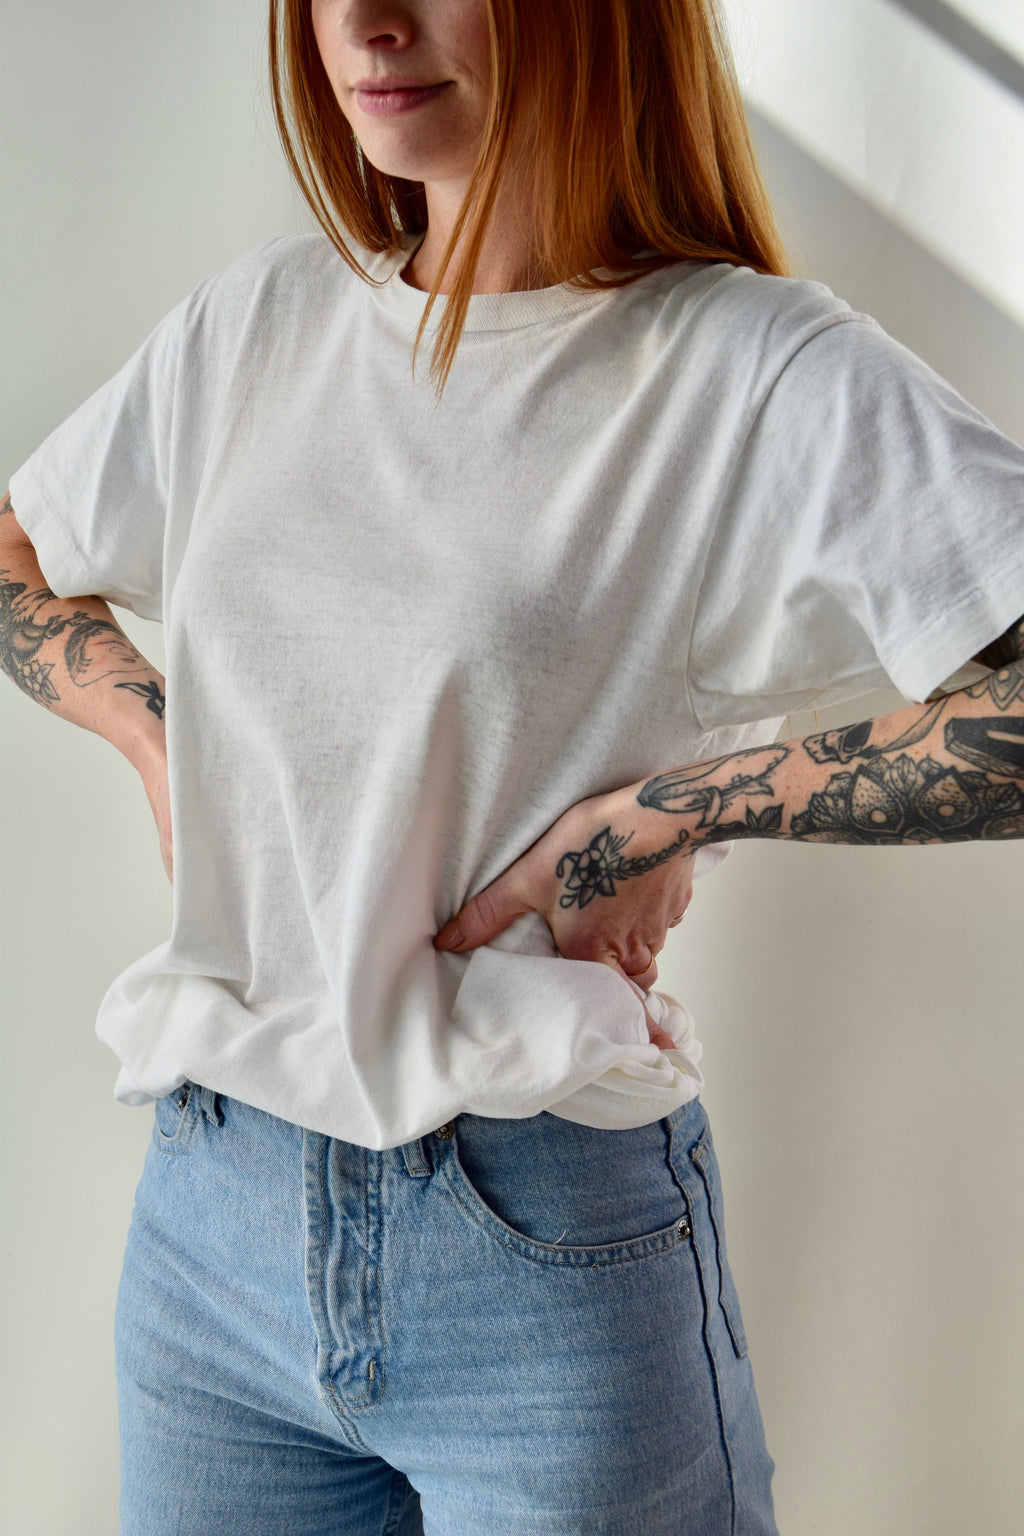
[435,616,1024,988]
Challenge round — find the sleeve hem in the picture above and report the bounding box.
[7,462,162,621]
[884,554,1024,704]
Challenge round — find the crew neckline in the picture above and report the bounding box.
[366,237,639,334]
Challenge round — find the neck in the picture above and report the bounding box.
[400,176,544,296]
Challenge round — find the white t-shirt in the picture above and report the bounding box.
[9,235,1024,1148]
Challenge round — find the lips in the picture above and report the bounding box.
[353,78,452,117]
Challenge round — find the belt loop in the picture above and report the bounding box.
[198,1085,224,1127]
[401,1136,431,1177]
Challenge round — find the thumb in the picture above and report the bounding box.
[434,877,532,953]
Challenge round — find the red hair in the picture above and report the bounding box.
[269,0,788,389]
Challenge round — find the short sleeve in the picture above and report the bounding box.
[688,314,1024,729]
[7,295,189,622]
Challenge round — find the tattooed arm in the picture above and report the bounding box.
[435,614,1024,999]
[0,488,173,878]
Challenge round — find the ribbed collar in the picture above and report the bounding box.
[364,237,624,333]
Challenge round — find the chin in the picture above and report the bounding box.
[350,120,478,188]
[360,149,467,187]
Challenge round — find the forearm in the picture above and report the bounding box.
[553,631,1024,911]
[0,490,165,769]
[438,619,1024,970]
[639,642,1024,854]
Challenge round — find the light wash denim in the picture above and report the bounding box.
[115,1083,777,1534]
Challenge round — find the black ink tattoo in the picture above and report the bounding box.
[0,569,66,702]
[945,715,1024,777]
[964,664,1024,713]
[556,826,692,910]
[805,699,946,766]
[62,614,144,685]
[555,748,793,909]
[637,746,790,826]
[963,616,1024,712]
[708,803,785,841]
[0,570,150,706]
[791,753,1024,843]
[115,678,165,719]
[0,491,14,517]
[570,638,1024,879]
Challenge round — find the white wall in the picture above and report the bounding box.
[2,2,1022,1533]
[693,5,1024,1532]
[723,0,1024,326]
[1,3,308,1530]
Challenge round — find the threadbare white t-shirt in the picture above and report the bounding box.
[9,234,1024,1147]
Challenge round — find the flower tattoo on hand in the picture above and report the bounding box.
[556,825,691,910]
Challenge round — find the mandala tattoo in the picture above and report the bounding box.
[965,666,1024,713]
[791,752,1024,843]
[556,826,692,910]
[965,615,1024,710]
[554,629,1024,881]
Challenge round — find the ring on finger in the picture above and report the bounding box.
[624,946,655,977]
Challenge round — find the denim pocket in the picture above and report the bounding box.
[152,1081,200,1154]
[440,1110,694,1268]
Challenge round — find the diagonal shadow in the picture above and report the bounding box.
[748,107,1024,447]
[887,0,1024,103]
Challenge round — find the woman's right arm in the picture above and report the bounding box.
[0,488,173,879]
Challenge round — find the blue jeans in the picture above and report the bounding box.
[115,1085,776,1534]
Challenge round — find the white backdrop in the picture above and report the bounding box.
[2,2,1023,1532]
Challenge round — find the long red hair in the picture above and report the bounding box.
[269,0,788,389]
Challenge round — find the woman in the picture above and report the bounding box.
[2,1,1023,1532]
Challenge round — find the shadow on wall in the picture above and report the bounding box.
[887,0,1024,104]
[750,107,1024,448]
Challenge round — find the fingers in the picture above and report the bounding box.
[646,1017,678,1051]
[601,945,658,992]
[619,943,659,991]
[434,877,531,953]
[609,960,676,1049]
[435,881,676,1053]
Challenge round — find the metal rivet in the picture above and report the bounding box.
[677,1219,691,1240]
[435,1122,455,1140]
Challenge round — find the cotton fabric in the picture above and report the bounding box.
[9,234,1024,1146]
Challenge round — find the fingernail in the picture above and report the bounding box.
[436,923,463,951]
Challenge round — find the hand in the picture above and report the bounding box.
[434,781,696,1049]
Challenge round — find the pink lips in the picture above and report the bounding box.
[353,78,452,117]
